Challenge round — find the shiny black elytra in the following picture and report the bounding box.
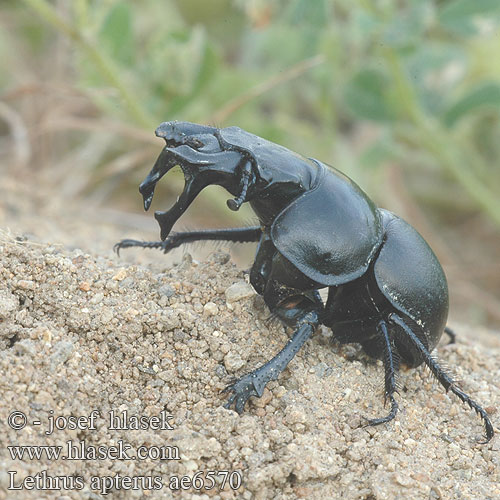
[115,121,493,443]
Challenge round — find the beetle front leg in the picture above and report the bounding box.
[223,266,324,413]
[223,310,320,413]
[114,227,261,255]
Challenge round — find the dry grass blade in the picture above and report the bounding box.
[0,100,31,167]
[100,147,155,177]
[209,54,326,124]
[41,116,158,144]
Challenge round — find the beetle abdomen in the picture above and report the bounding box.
[374,209,449,354]
[271,162,383,286]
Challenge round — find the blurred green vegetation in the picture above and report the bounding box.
[1,0,500,325]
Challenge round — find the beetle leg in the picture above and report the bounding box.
[249,232,275,295]
[390,313,494,443]
[223,260,324,413]
[114,226,261,255]
[222,310,320,414]
[366,320,399,426]
[444,326,456,344]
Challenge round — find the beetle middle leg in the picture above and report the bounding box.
[114,226,261,255]
[365,319,400,426]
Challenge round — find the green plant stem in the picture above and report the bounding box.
[384,49,500,227]
[21,0,155,129]
[419,126,500,223]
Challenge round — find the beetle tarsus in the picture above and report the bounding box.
[113,237,186,255]
[113,239,162,255]
[365,395,399,426]
[223,373,265,414]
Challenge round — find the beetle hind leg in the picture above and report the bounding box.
[390,313,494,443]
[444,326,456,344]
[365,319,400,426]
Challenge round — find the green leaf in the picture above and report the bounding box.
[383,2,433,48]
[99,2,133,65]
[167,41,218,116]
[406,43,466,115]
[438,0,500,36]
[343,68,394,122]
[444,83,500,127]
[360,135,397,169]
[285,0,330,27]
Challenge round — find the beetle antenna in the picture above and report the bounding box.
[390,313,494,443]
[227,161,252,211]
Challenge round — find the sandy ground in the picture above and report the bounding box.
[0,176,499,499]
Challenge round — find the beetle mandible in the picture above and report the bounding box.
[115,121,494,443]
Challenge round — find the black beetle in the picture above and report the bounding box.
[116,121,494,443]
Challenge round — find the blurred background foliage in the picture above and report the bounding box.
[1,0,499,327]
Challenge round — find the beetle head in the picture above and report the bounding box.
[140,122,254,240]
